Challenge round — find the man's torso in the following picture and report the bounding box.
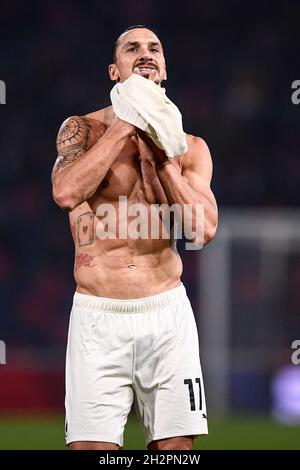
[69,106,184,298]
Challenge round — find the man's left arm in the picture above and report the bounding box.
[155,135,218,246]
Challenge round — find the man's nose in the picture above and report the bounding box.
[139,54,150,62]
[138,47,152,61]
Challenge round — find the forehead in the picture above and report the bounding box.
[118,28,162,49]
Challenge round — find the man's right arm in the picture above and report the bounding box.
[52,115,136,211]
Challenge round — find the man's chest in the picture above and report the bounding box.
[90,136,169,203]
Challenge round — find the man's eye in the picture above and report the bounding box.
[151,48,159,53]
[127,47,136,52]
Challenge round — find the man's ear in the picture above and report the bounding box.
[108,63,120,82]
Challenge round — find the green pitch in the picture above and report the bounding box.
[0,415,299,450]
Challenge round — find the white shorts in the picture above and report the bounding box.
[65,283,208,447]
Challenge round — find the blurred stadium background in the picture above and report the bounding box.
[1,0,300,450]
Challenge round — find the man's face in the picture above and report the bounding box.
[109,28,167,85]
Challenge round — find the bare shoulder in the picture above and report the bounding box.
[183,134,212,169]
[56,113,107,152]
[52,112,108,183]
[180,134,213,183]
[85,105,115,128]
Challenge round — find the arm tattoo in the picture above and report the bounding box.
[51,116,92,182]
[57,116,91,147]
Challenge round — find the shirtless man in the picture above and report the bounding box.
[51,25,218,451]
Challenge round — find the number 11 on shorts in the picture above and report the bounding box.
[184,378,202,411]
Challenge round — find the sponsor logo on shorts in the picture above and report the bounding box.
[94,196,205,250]
[0,340,6,365]
[291,340,300,365]
[0,80,6,104]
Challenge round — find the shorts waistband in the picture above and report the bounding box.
[73,283,186,313]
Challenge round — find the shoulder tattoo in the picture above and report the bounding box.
[52,116,92,182]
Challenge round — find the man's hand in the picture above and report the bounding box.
[113,118,137,138]
[137,130,171,171]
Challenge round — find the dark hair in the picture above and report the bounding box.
[112,25,160,63]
